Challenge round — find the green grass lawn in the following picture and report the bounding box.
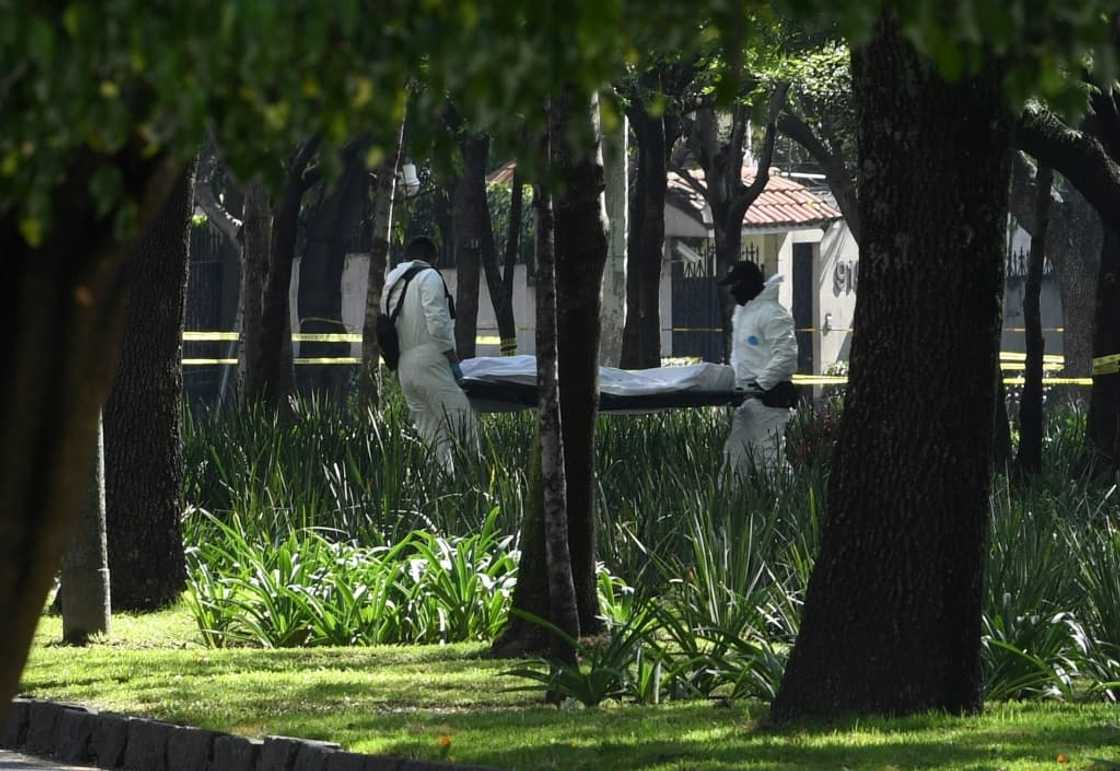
[19,605,1120,770]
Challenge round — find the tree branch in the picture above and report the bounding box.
[730,82,790,218]
[777,109,861,243]
[1016,103,1120,220]
[670,163,709,202]
[194,178,242,244]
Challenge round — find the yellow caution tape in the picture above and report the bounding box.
[1003,377,1095,386]
[294,333,362,343]
[183,331,239,341]
[999,362,1064,371]
[1093,353,1120,375]
[185,331,507,346]
[294,357,361,365]
[183,358,239,365]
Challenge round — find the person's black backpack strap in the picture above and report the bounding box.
[376,264,427,370]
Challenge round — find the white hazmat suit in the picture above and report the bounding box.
[382,260,478,471]
[723,274,799,476]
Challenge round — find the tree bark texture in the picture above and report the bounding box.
[621,106,666,369]
[501,169,525,350]
[470,136,518,356]
[1009,157,1100,403]
[490,184,557,658]
[772,18,1010,719]
[238,180,272,401]
[361,119,406,402]
[452,136,486,359]
[553,88,609,635]
[62,413,111,644]
[599,110,628,368]
[0,147,182,720]
[534,181,581,665]
[104,162,196,612]
[1088,226,1120,471]
[298,139,367,396]
[1018,166,1052,475]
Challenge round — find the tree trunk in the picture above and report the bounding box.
[105,162,196,612]
[490,184,554,659]
[1088,226,1120,471]
[452,136,486,359]
[600,110,628,367]
[298,140,367,396]
[1008,158,1100,405]
[620,107,666,369]
[361,119,406,402]
[0,149,182,718]
[712,205,744,362]
[472,138,518,356]
[501,169,524,351]
[772,16,1010,719]
[1018,166,1052,475]
[238,180,271,400]
[61,413,111,644]
[553,88,608,636]
[993,367,1012,471]
[534,179,580,668]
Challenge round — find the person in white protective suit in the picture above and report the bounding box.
[382,237,478,472]
[717,261,799,477]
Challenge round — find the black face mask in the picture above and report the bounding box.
[730,280,764,305]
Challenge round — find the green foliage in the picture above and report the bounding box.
[183,393,1119,705]
[774,0,1117,112]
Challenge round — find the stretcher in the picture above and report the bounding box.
[459,355,746,413]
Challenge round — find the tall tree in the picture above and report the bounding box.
[451,133,486,359]
[533,169,580,668]
[1017,165,1053,475]
[360,119,407,401]
[1017,91,1120,471]
[599,110,628,367]
[61,414,111,644]
[1009,157,1100,403]
[252,138,322,409]
[772,14,1011,719]
[677,83,790,360]
[298,139,368,396]
[104,162,196,611]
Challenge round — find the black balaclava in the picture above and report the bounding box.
[730,267,765,306]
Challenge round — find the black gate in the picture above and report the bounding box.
[670,239,762,363]
[792,242,814,375]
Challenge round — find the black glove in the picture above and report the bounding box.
[451,361,464,383]
[740,381,765,399]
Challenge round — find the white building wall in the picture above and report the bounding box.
[816,221,859,371]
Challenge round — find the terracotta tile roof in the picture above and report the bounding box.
[487,161,518,185]
[489,161,841,229]
[669,167,841,229]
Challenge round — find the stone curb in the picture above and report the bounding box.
[2,698,503,771]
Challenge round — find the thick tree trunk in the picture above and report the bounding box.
[1018,166,1052,475]
[490,184,554,659]
[772,17,1009,719]
[1088,226,1120,471]
[298,140,367,396]
[600,111,628,368]
[0,149,181,718]
[713,208,744,363]
[452,136,486,359]
[361,120,406,402]
[499,169,525,354]
[534,181,580,668]
[105,163,196,612]
[61,413,110,644]
[553,89,608,636]
[238,181,271,400]
[620,108,666,369]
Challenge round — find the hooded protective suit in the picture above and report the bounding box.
[382,259,477,471]
[723,274,798,476]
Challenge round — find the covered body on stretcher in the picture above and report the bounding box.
[458,355,746,413]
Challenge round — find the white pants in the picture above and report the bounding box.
[722,398,793,478]
[398,344,478,472]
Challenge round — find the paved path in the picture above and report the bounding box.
[0,750,101,770]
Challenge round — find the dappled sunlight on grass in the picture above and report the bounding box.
[20,606,1120,769]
